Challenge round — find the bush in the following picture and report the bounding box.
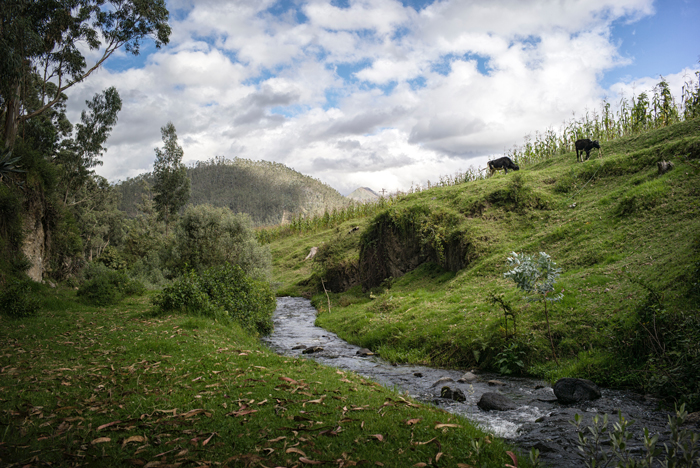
[0,279,41,318]
[153,264,275,335]
[172,205,271,279]
[77,267,145,306]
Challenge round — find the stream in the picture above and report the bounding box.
[263,297,677,467]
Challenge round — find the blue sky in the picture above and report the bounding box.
[68,0,700,194]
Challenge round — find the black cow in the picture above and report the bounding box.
[487,157,519,176]
[575,139,600,162]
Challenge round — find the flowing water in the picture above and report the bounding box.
[263,297,678,467]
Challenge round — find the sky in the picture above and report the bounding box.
[65,0,700,195]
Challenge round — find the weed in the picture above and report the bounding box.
[571,405,700,467]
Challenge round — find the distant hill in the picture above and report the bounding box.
[116,157,349,226]
[347,187,380,203]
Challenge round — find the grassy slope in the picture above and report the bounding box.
[269,119,700,388]
[0,289,525,467]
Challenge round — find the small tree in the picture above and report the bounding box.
[152,122,190,236]
[504,251,563,364]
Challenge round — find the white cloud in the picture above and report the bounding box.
[61,0,696,195]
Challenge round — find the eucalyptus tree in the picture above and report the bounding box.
[152,122,190,236]
[0,0,170,148]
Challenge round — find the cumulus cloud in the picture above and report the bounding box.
[62,0,695,194]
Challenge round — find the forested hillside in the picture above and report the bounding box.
[117,157,349,225]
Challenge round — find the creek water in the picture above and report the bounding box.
[263,297,677,467]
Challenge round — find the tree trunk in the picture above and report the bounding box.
[3,82,21,148]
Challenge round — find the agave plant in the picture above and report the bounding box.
[0,147,25,186]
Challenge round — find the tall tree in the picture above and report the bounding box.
[152,122,190,236]
[0,0,170,148]
[56,86,122,204]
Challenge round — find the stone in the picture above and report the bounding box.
[413,372,423,377]
[458,372,477,382]
[431,377,454,388]
[441,386,466,402]
[487,380,506,386]
[304,247,318,261]
[477,392,517,411]
[292,345,307,350]
[658,160,674,175]
[302,346,324,354]
[553,378,601,404]
[356,348,374,356]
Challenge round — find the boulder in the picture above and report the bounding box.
[477,392,517,411]
[304,247,318,261]
[302,346,324,354]
[458,372,477,383]
[440,386,466,402]
[431,377,454,388]
[356,348,374,356]
[487,380,506,386]
[553,378,601,404]
[658,160,674,175]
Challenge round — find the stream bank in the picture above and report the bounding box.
[263,297,677,467]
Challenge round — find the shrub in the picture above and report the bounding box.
[172,204,271,279]
[153,264,275,335]
[77,267,145,306]
[0,279,41,318]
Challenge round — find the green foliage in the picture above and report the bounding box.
[0,184,27,281]
[613,276,700,409]
[0,148,25,185]
[0,0,170,146]
[77,266,145,306]
[152,122,190,234]
[571,405,700,468]
[97,245,128,270]
[504,251,563,363]
[0,278,40,318]
[56,88,122,202]
[153,264,275,335]
[173,204,271,279]
[504,252,563,302]
[494,341,526,375]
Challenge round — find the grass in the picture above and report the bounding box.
[267,119,700,402]
[0,287,530,467]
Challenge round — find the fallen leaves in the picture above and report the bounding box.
[91,436,111,444]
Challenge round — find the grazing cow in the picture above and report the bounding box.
[487,157,520,177]
[575,139,601,162]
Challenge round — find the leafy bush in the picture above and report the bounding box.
[172,204,271,279]
[77,267,145,306]
[0,279,41,318]
[153,264,275,335]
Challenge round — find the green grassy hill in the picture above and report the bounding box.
[267,119,700,409]
[116,157,349,226]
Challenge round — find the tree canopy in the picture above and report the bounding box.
[0,0,170,147]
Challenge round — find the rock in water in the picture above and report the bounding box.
[431,377,455,388]
[553,378,601,403]
[477,392,517,411]
[302,346,324,354]
[458,372,477,382]
[440,386,467,402]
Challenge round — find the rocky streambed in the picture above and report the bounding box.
[263,297,683,467]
